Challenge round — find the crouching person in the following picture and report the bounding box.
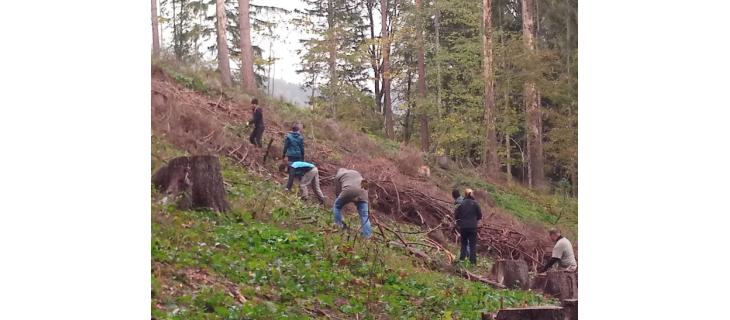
[284,161,326,205]
[332,168,372,238]
[538,228,577,273]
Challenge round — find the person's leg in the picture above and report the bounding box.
[259,127,265,147]
[332,196,346,228]
[299,180,309,199]
[355,201,372,237]
[249,128,257,146]
[459,228,468,261]
[468,229,477,264]
[311,169,325,204]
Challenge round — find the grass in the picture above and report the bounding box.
[151,137,555,319]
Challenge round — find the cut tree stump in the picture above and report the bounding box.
[530,273,548,290]
[562,299,578,320]
[544,271,578,300]
[495,306,564,320]
[152,155,230,212]
[491,259,529,290]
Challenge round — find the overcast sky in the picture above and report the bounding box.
[158,0,309,85]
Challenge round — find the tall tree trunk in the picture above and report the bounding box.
[434,2,442,118]
[521,0,545,190]
[505,134,512,181]
[152,0,161,57]
[415,0,429,151]
[327,0,338,118]
[381,0,394,138]
[482,0,499,178]
[404,68,414,142]
[238,0,256,92]
[215,0,233,87]
[366,0,382,114]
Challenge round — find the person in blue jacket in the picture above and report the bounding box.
[282,124,305,190]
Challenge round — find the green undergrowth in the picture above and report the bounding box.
[152,137,554,319]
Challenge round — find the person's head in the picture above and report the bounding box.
[452,189,461,200]
[548,228,562,242]
[464,188,474,200]
[251,98,259,105]
[291,122,300,132]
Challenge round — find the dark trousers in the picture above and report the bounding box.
[284,155,303,190]
[249,125,264,147]
[459,227,477,264]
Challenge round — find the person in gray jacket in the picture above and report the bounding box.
[332,168,372,237]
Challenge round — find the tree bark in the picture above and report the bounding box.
[366,0,382,114]
[521,0,545,190]
[327,0,338,118]
[238,0,256,92]
[151,0,161,57]
[415,0,429,151]
[482,0,499,179]
[152,156,230,212]
[544,270,578,300]
[381,0,395,139]
[215,0,233,87]
[495,306,564,320]
[491,259,529,289]
[434,2,442,117]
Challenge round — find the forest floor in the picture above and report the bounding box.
[151,59,577,318]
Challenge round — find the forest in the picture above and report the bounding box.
[151,0,578,196]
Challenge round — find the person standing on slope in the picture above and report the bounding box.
[455,188,482,264]
[538,228,577,273]
[282,123,304,190]
[248,98,264,148]
[332,168,372,238]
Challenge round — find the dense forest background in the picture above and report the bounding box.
[151,0,577,196]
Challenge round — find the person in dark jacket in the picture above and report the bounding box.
[248,98,264,148]
[282,123,304,190]
[454,188,482,264]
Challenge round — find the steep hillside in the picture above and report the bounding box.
[151,60,576,318]
[151,138,554,319]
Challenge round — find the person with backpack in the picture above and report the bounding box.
[332,168,372,238]
[248,98,264,148]
[455,188,482,264]
[284,161,326,205]
[282,123,304,190]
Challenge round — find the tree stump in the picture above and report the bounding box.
[561,299,578,320]
[491,259,530,290]
[495,306,564,320]
[544,271,578,300]
[152,155,230,212]
[530,273,548,290]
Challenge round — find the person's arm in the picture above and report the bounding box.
[334,174,342,197]
[285,171,295,190]
[476,204,483,221]
[300,139,305,159]
[538,257,561,273]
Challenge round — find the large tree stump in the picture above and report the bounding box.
[491,259,529,290]
[495,306,564,320]
[561,299,578,320]
[544,271,578,300]
[530,273,548,290]
[152,155,229,212]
